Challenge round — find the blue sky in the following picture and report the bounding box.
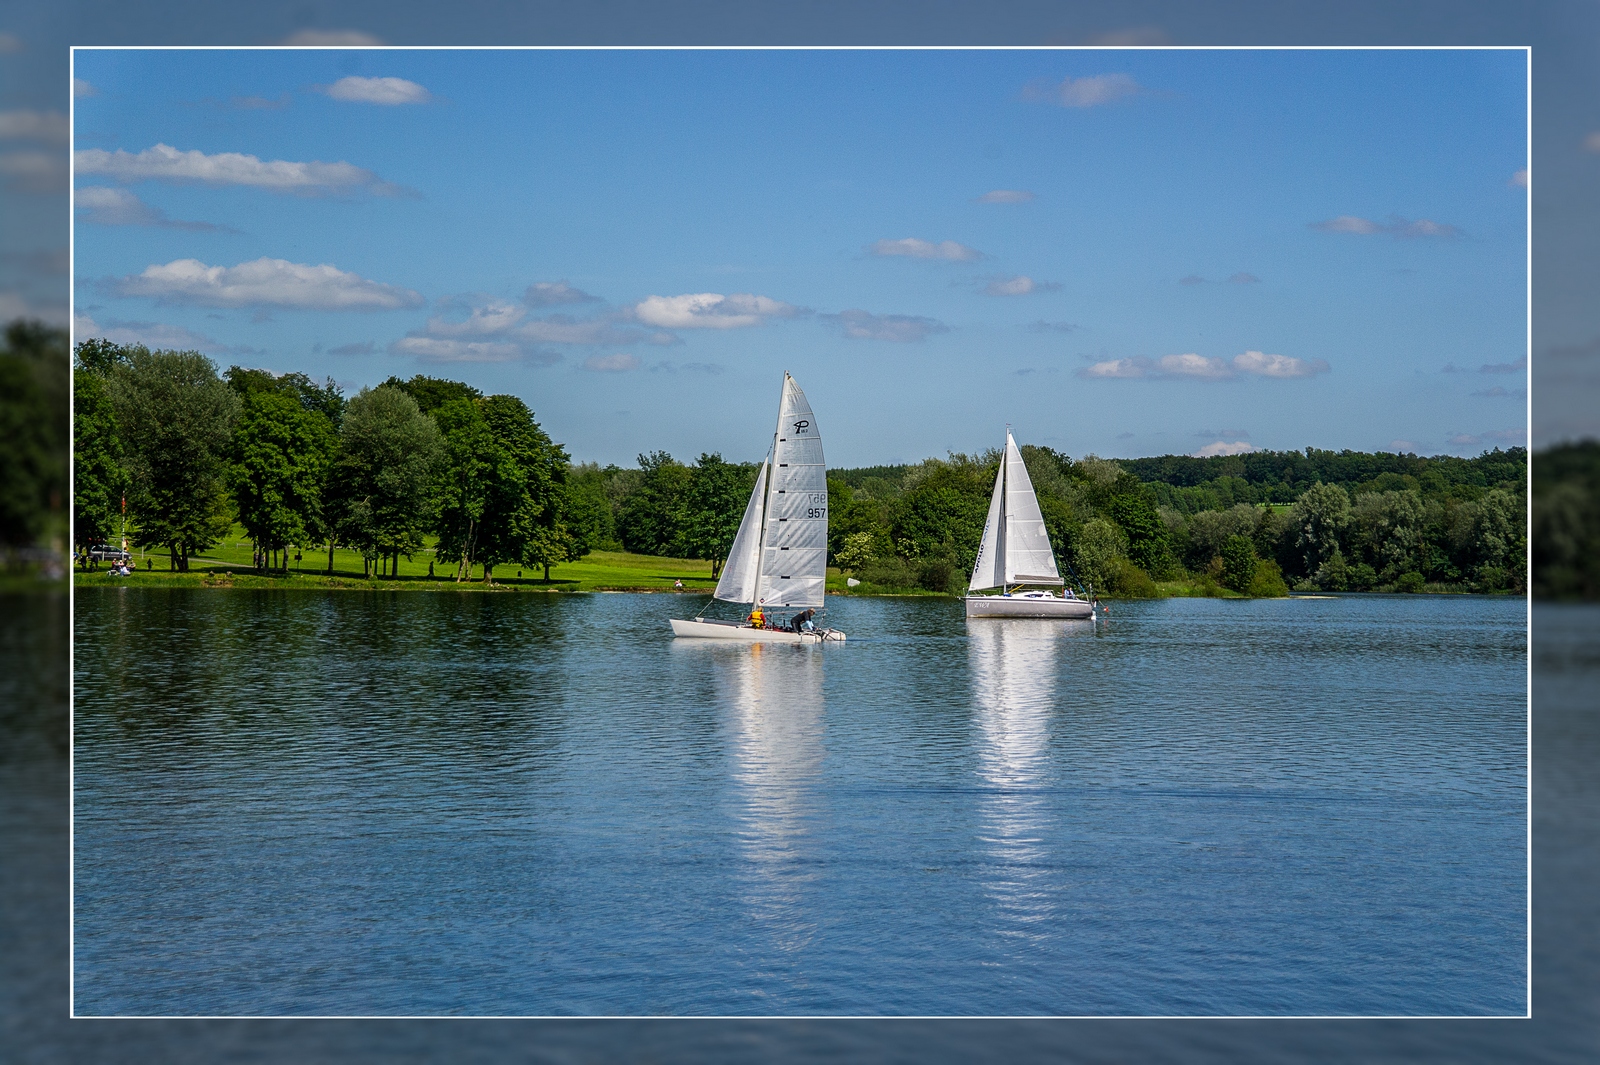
[69,48,1527,467]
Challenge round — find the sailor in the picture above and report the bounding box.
[748,606,765,628]
[790,608,816,633]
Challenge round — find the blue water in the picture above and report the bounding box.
[72,590,1526,1017]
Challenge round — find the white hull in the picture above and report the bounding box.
[964,594,1094,619]
[670,617,845,642]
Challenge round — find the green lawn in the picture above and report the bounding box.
[74,527,746,593]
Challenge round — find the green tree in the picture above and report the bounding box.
[106,347,240,570]
[382,374,482,415]
[1072,518,1128,595]
[230,390,336,571]
[1293,481,1351,578]
[72,368,129,551]
[616,452,692,556]
[683,453,757,576]
[566,463,620,552]
[329,385,442,577]
[1220,534,1258,592]
[1,322,69,549]
[1351,489,1425,580]
[227,366,346,430]
[482,395,574,582]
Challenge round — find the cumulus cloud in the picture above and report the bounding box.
[1193,440,1257,457]
[423,297,526,337]
[867,238,982,262]
[982,275,1060,296]
[74,143,405,196]
[0,150,67,193]
[1228,272,1261,284]
[0,109,69,144]
[280,29,384,45]
[74,78,97,98]
[110,257,424,311]
[0,290,68,326]
[72,312,253,354]
[824,308,948,343]
[975,189,1034,204]
[1027,320,1079,333]
[76,186,230,231]
[1480,354,1527,374]
[1510,169,1528,187]
[1022,73,1142,108]
[1309,214,1461,239]
[630,292,806,329]
[320,76,431,105]
[389,337,523,363]
[1079,350,1329,381]
[584,353,640,372]
[525,280,601,307]
[520,315,671,346]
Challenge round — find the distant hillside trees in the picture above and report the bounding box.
[1532,442,1600,598]
[1,322,69,550]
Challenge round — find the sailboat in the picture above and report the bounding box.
[964,429,1095,619]
[669,373,846,642]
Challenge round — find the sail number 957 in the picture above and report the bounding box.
[805,492,826,519]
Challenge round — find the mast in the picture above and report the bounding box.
[999,427,1009,592]
[748,373,787,610]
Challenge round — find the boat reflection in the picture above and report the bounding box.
[716,642,827,954]
[967,618,1068,948]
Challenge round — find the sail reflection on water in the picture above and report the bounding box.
[967,619,1064,947]
[718,642,827,953]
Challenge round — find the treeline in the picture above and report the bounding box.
[0,322,69,554]
[1533,440,1600,598]
[73,340,587,580]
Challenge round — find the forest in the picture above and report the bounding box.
[0,322,1567,598]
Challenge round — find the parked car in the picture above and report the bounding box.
[87,544,131,564]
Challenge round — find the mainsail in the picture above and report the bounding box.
[713,457,768,603]
[968,430,1064,592]
[756,375,828,609]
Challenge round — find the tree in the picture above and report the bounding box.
[328,386,442,577]
[1,322,69,549]
[1220,534,1258,592]
[226,366,346,430]
[1351,489,1425,580]
[382,374,482,415]
[682,453,757,577]
[229,390,336,571]
[1292,481,1351,578]
[565,464,621,553]
[105,347,240,570]
[72,368,129,551]
[616,452,691,556]
[1072,518,1128,595]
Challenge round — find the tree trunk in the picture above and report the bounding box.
[170,544,177,572]
[544,562,551,581]
[483,563,492,584]
[328,541,334,575]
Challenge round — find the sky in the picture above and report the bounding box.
[63,48,1529,469]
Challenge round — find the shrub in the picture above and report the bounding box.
[1103,557,1157,598]
[857,557,917,590]
[1246,559,1290,598]
[1395,570,1425,594]
[916,557,958,593]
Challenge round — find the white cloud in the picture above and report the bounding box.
[0,109,69,144]
[1079,350,1329,381]
[584,353,640,373]
[0,150,67,193]
[867,238,982,262]
[525,281,601,307]
[72,312,248,353]
[1022,73,1142,108]
[321,76,431,105]
[1193,440,1257,457]
[824,309,948,342]
[73,78,98,98]
[982,275,1060,296]
[280,29,384,46]
[1510,169,1528,188]
[389,337,523,363]
[631,292,805,329]
[76,186,228,231]
[74,143,402,196]
[111,257,424,311]
[520,315,666,345]
[1309,214,1460,238]
[1161,352,1233,378]
[1232,350,1329,378]
[423,297,526,337]
[975,189,1034,204]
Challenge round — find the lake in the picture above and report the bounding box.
[71,589,1526,1017]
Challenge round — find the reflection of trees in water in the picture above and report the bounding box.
[967,619,1062,948]
[720,641,826,954]
[1,591,67,761]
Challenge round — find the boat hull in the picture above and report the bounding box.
[963,594,1095,619]
[669,617,846,642]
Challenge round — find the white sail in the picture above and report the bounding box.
[713,457,768,603]
[1001,432,1062,586]
[968,459,1006,592]
[755,374,827,609]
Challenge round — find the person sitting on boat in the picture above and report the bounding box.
[748,606,765,629]
[790,608,816,633]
